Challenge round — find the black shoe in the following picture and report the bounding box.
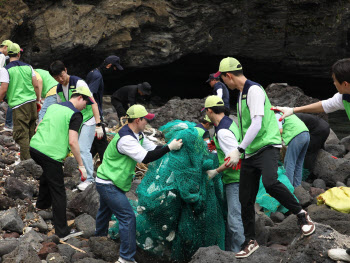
[297,212,315,236]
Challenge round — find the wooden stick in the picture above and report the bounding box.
[59,240,86,253]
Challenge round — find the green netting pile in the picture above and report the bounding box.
[110,120,226,262]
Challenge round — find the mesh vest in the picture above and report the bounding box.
[237,80,281,155]
[213,116,240,184]
[278,113,309,145]
[343,94,350,120]
[97,125,144,192]
[30,102,82,162]
[5,61,36,108]
[57,75,93,123]
[34,69,58,98]
[195,123,210,139]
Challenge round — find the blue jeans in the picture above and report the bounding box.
[38,95,57,122]
[284,131,310,187]
[225,182,245,252]
[79,124,95,182]
[5,106,13,128]
[95,183,136,262]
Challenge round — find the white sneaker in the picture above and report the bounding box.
[77,181,93,191]
[60,230,84,242]
[328,248,350,262]
[2,126,12,132]
[116,257,137,263]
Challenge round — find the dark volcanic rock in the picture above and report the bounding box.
[0,239,19,257]
[5,177,35,200]
[75,214,96,239]
[63,157,79,177]
[268,214,300,246]
[46,252,66,263]
[89,236,119,262]
[68,183,99,218]
[312,179,327,190]
[293,186,312,207]
[0,195,15,210]
[38,242,58,260]
[340,135,350,151]
[324,144,346,158]
[2,242,41,263]
[0,208,24,234]
[13,159,42,179]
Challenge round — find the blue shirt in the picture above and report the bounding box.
[86,68,104,116]
[213,82,230,109]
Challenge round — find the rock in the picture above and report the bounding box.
[259,213,274,227]
[57,243,76,262]
[13,159,43,179]
[38,242,58,260]
[20,229,44,252]
[46,252,66,263]
[37,210,53,220]
[89,236,119,262]
[255,213,270,246]
[0,239,19,257]
[29,215,48,233]
[75,214,96,239]
[68,183,100,219]
[340,135,350,151]
[308,204,350,235]
[348,178,350,187]
[309,187,325,197]
[300,181,311,192]
[74,258,107,263]
[325,129,340,145]
[2,242,41,263]
[107,119,119,128]
[293,186,312,207]
[312,179,326,190]
[46,235,60,245]
[336,181,346,187]
[0,195,15,210]
[343,151,350,160]
[70,252,91,262]
[63,157,78,177]
[268,214,300,246]
[0,208,24,234]
[268,243,288,252]
[324,144,346,158]
[5,177,35,200]
[3,232,20,239]
[270,212,285,223]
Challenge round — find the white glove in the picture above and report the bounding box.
[95,125,104,139]
[271,106,294,121]
[79,165,87,181]
[168,139,183,151]
[206,169,218,180]
[224,148,240,167]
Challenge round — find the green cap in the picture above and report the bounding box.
[72,86,94,105]
[204,115,212,123]
[1,40,13,47]
[213,57,242,78]
[204,95,224,108]
[7,43,21,55]
[127,104,155,120]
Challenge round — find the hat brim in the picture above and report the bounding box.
[213,71,221,78]
[201,107,206,112]
[144,113,155,121]
[206,78,212,83]
[86,97,94,105]
[114,63,124,70]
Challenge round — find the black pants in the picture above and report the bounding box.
[239,147,302,241]
[30,149,70,238]
[90,123,108,161]
[111,97,127,120]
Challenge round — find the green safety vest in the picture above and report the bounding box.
[277,113,309,145]
[30,102,82,162]
[237,80,281,155]
[5,61,37,108]
[35,69,58,98]
[342,94,350,120]
[195,123,210,139]
[97,125,144,192]
[213,116,240,184]
[56,75,94,123]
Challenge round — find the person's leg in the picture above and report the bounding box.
[225,182,245,252]
[5,106,13,129]
[29,102,37,140]
[293,132,310,187]
[95,182,113,236]
[78,124,96,182]
[38,95,57,122]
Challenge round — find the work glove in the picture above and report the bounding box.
[207,140,216,152]
[36,102,42,112]
[168,139,183,151]
[270,106,294,121]
[224,148,241,167]
[79,165,87,181]
[232,159,242,171]
[95,125,104,140]
[206,169,218,180]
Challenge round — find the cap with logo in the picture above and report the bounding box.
[206,73,219,83]
[214,57,242,78]
[127,104,155,121]
[104,55,123,70]
[7,43,21,55]
[72,86,94,105]
[1,40,13,47]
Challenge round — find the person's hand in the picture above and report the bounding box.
[168,139,183,151]
[271,106,294,121]
[95,125,104,140]
[36,102,42,112]
[224,148,240,167]
[206,169,218,180]
[208,140,216,152]
[79,165,87,181]
[232,159,242,171]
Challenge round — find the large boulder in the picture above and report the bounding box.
[2,242,41,263]
[89,236,119,262]
[68,183,100,218]
[5,177,35,200]
[75,214,96,239]
[0,208,24,234]
[13,159,43,179]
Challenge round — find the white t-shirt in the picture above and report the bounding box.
[216,88,223,99]
[0,54,6,68]
[321,93,345,113]
[217,129,238,155]
[238,85,265,118]
[57,79,96,125]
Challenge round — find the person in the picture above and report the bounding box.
[30,86,91,238]
[274,111,310,187]
[95,104,183,263]
[214,57,316,258]
[204,95,245,252]
[206,73,230,115]
[86,55,123,162]
[195,115,213,141]
[49,60,101,191]
[295,113,330,174]
[34,69,59,121]
[328,247,350,262]
[111,82,152,120]
[0,43,40,160]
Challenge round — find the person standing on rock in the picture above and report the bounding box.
[49,60,101,191]
[206,73,230,115]
[30,86,91,238]
[204,95,245,253]
[0,43,41,160]
[95,104,183,263]
[214,57,316,258]
[86,55,124,162]
[111,82,152,120]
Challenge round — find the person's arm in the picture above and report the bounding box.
[0,82,8,102]
[37,77,43,101]
[0,68,9,101]
[275,113,283,134]
[69,130,84,166]
[31,68,40,102]
[128,86,137,106]
[78,80,101,124]
[0,55,5,68]
[216,88,223,99]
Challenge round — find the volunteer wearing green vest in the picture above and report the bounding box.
[30,86,92,239]
[204,96,244,253]
[195,115,213,141]
[49,60,102,191]
[95,104,183,263]
[34,69,58,121]
[0,42,40,160]
[214,57,315,258]
[274,112,310,187]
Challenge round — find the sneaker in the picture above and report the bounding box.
[60,229,84,242]
[2,126,12,132]
[328,248,350,262]
[235,240,259,258]
[297,212,315,236]
[77,181,93,191]
[116,257,137,263]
